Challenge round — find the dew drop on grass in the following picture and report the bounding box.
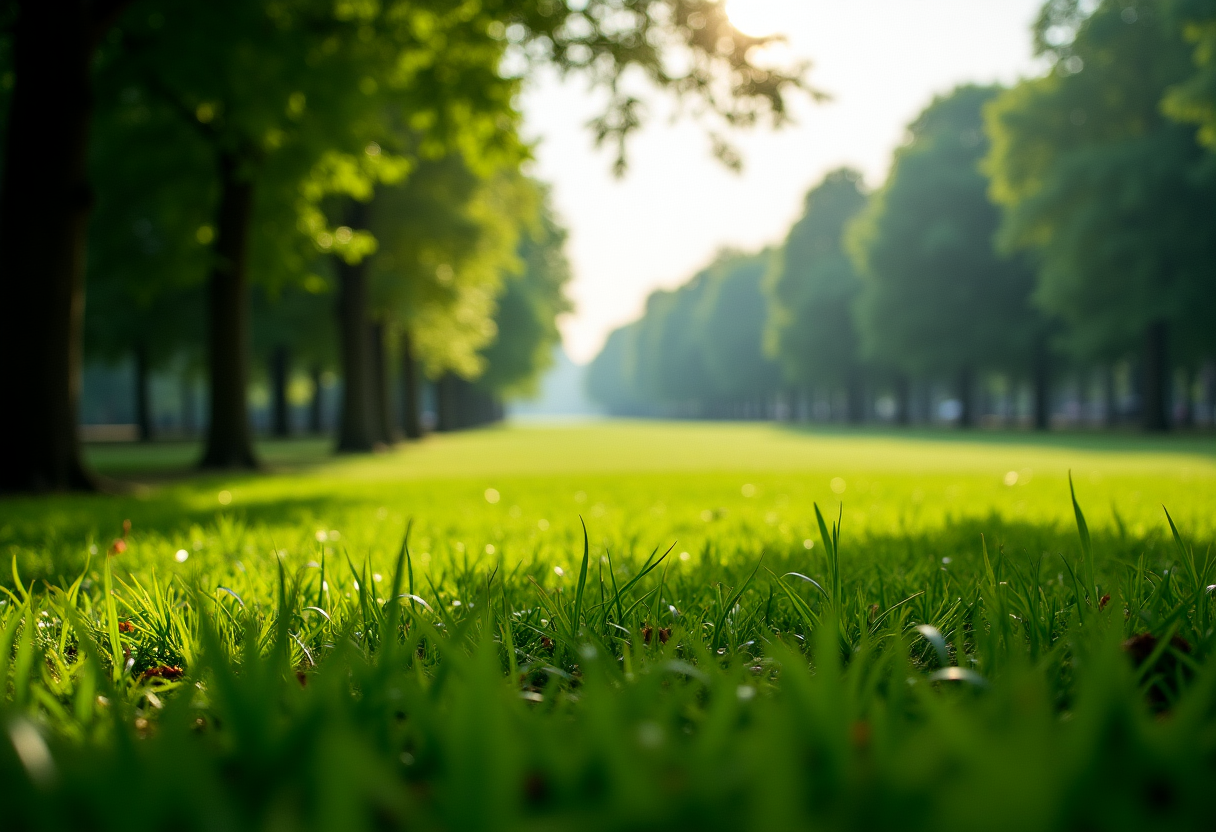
[830,478,846,494]
[175,549,189,563]
[553,566,565,577]
[741,483,756,497]
[315,530,328,542]
[485,544,495,555]
[485,488,500,504]
[803,539,814,550]
[679,551,690,562]
[217,490,232,505]
[737,685,756,701]
[373,573,382,582]
[1004,471,1019,486]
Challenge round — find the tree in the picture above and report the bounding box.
[849,85,1040,428]
[0,0,134,491]
[586,249,780,417]
[987,0,1216,430]
[764,169,870,422]
[586,323,646,415]
[695,250,782,415]
[361,152,531,445]
[475,185,574,400]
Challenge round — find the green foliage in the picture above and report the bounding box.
[850,85,1039,378]
[2,429,1215,829]
[587,250,781,414]
[764,167,868,389]
[987,0,1216,362]
[477,189,574,397]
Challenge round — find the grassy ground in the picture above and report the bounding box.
[5,421,1213,581]
[1,422,1214,830]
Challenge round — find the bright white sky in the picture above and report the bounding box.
[520,0,1047,364]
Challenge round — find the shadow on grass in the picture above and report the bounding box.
[83,438,338,481]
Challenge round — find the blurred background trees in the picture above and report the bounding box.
[590,0,1216,433]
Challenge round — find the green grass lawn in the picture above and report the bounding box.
[5,420,1213,581]
[2,422,1214,830]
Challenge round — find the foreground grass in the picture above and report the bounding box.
[2,423,1215,830]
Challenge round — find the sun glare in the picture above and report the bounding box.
[724,0,795,38]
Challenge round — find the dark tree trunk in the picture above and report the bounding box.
[436,374,458,432]
[135,343,153,442]
[957,367,975,429]
[181,374,197,437]
[335,203,375,452]
[308,364,324,435]
[1103,364,1119,427]
[368,321,393,445]
[1032,339,1051,431]
[1177,365,1194,429]
[0,2,130,491]
[1142,320,1170,432]
[845,371,865,424]
[270,345,290,438]
[894,375,911,426]
[400,331,423,439]
[200,155,258,469]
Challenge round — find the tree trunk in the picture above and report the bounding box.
[368,321,393,445]
[1177,365,1194,429]
[1103,364,1118,428]
[1032,338,1051,431]
[135,343,154,442]
[1142,320,1170,432]
[957,367,975,429]
[200,154,258,469]
[845,371,865,424]
[335,203,375,452]
[400,331,423,440]
[893,375,911,425]
[309,364,324,435]
[270,345,290,438]
[0,2,125,491]
[181,374,197,437]
[436,374,458,432]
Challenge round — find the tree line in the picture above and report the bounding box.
[0,0,808,493]
[589,0,1216,433]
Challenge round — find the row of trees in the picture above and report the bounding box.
[0,0,808,492]
[590,0,1216,432]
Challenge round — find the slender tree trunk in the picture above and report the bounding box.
[200,154,258,469]
[1177,365,1194,429]
[309,364,324,435]
[270,345,290,438]
[436,374,458,432]
[1142,320,1170,432]
[400,331,423,440]
[1032,338,1051,432]
[181,373,196,437]
[0,2,127,491]
[846,371,865,424]
[957,367,975,429]
[368,321,393,445]
[335,203,375,452]
[894,375,911,426]
[1103,364,1118,428]
[135,343,154,442]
